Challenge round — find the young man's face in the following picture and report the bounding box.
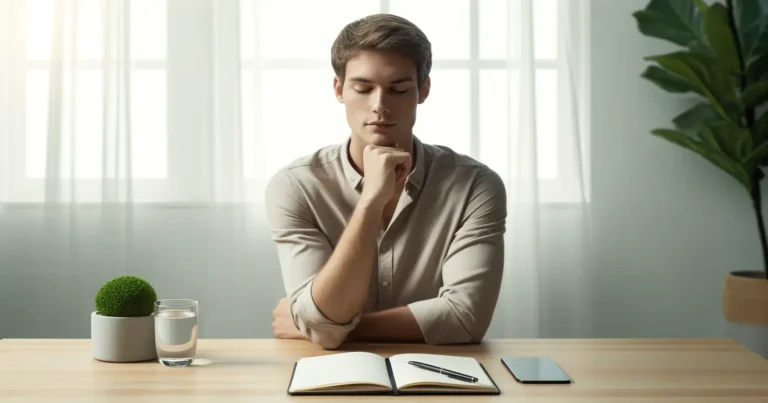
[334,50,430,149]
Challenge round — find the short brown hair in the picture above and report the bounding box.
[331,14,432,86]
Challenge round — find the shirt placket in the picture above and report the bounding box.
[376,186,417,310]
[377,236,394,310]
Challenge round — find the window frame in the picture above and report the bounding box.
[8,0,172,202]
[6,0,590,204]
[240,0,590,203]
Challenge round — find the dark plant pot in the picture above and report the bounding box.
[723,271,768,326]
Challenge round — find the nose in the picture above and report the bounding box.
[371,89,390,115]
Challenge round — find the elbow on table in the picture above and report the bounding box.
[290,286,359,350]
[427,326,488,346]
[303,327,347,350]
[412,298,494,345]
[293,310,354,350]
[466,318,493,344]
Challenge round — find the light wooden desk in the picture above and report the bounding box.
[1,338,767,402]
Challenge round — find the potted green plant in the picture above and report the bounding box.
[633,0,768,325]
[91,275,158,362]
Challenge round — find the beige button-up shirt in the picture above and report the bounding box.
[265,136,507,347]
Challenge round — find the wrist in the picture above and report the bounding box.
[356,195,386,214]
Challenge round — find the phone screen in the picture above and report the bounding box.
[501,356,572,384]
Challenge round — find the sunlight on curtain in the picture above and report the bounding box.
[0,0,591,339]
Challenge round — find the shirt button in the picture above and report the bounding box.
[382,281,389,287]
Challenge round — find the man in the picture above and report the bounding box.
[265,13,506,350]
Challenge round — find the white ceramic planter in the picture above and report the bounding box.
[91,311,156,362]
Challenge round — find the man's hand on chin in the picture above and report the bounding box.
[272,298,308,340]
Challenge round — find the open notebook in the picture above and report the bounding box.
[287,352,500,395]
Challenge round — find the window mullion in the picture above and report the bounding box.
[250,0,266,190]
[469,0,479,159]
[6,0,28,202]
[210,0,245,201]
[0,0,13,201]
[166,0,212,202]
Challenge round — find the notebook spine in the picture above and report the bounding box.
[385,357,398,395]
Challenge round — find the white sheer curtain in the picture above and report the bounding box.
[483,0,592,338]
[0,0,591,339]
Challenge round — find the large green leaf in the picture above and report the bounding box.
[697,120,754,161]
[758,109,768,137]
[632,0,711,55]
[743,138,768,168]
[736,3,768,56]
[743,115,768,168]
[735,0,767,51]
[673,103,721,129]
[746,48,768,85]
[742,80,768,106]
[694,121,723,150]
[734,125,755,159]
[652,128,751,189]
[735,0,768,83]
[746,52,768,83]
[640,65,705,95]
[646,51,741,121]
[703,3,741,73]
[756,109,768,146]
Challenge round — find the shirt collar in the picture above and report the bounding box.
[407,136,426,190]
[340,138,364,189]
[339,135,426,191]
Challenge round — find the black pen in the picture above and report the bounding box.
[407,361,478,383]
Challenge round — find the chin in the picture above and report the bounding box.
[360,131,398,147]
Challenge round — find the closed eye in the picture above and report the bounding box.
[353,88,410,94]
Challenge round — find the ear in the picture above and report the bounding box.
[418,76,431,104]
[333,76,344,103]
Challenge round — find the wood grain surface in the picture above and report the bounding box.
[1,338,767,402]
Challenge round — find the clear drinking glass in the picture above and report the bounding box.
[154,299,198,367]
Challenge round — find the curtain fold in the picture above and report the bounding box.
[45,0,133,202]
[489,0,592,338]
[210,0,244,202]
[0,0,15,202]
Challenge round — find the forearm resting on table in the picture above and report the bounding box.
[347,306,424,342]
[311,202,381,324]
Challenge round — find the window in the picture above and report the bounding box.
[2,0,168,202]
[22,0,167,180]
[239,0,382,178]
[240,0,575,186]
[5,0,587,203]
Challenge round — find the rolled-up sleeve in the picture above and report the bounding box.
[264,170,359,349]
[407,168,507,344]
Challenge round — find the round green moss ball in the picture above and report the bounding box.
[95,276,157,317]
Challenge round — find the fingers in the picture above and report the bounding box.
[364,144,411,165]
[395,165,405,185]
[364,145,403,155]
[395,158,413,185]
[362,143,412,185]
[383,152,411,165]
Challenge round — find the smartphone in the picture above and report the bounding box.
[501,356,572,384]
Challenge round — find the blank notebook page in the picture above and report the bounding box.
[289,352,392,393]
[388,353,495,390]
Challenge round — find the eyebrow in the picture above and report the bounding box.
[348,76,414,84]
